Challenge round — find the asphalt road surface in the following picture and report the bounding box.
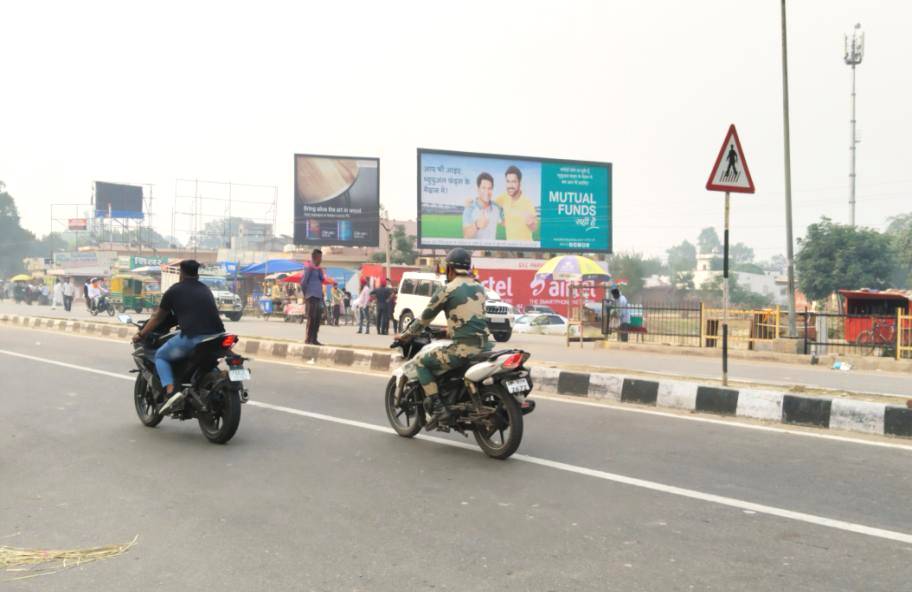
[1,325,911,590]
[2,300,911,397]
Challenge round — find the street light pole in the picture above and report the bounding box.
[844,23,864,227]
[780,0,797,338]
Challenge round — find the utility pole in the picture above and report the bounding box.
[844,23,864,227]
[780,0,797,338]
[379,206,393,281]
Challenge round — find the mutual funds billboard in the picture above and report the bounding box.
[293,154,380,247]
[417,149,612,253]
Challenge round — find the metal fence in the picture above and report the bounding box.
[799,309,908,358]
[601,303,702,347]
[899,312,912,360]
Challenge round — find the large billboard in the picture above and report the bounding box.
[94,181,143,219]
[418,149,612,253]
[293,154,380,247]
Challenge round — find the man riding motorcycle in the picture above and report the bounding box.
[132,259,226,414]
[396,248,492,423]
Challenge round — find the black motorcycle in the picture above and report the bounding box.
[119,315,250,444]
[90,294,116,317]
[386,327,535,460]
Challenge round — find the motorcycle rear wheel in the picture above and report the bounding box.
[473,386,524,460]
[198,376,242,444]
[134,374,163,427]
[385,377,422,438]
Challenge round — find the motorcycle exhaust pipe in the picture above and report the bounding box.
[520,399,536,415]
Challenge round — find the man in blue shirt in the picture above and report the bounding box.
[301,249,325,345]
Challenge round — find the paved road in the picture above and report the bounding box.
[1,325,911,590]
[3,300,911,397]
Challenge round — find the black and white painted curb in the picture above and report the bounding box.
[529,366,912,440]
[3,313,910,440]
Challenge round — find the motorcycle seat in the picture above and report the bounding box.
[468,350,511,363]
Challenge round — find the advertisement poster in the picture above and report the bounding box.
[418,149,611,253]
[293,154,380,247]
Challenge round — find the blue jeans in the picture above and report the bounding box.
[357,307,371,333]
[154,333,211,390]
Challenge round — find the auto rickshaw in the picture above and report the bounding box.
[110,274,160,313]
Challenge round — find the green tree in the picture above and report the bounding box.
[371,224,417,265]
[886,212,912,288]
[666,240,697,277]
[607,252,663,301]
[697,227,721,254]
[699,273,772,308]
[796,217,897,301]
[730,242,755,264]
[0,182,37,277]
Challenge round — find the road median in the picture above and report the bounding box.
[3,312,910,441]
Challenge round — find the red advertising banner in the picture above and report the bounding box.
[475,267,604,313]
[68,218,88,231]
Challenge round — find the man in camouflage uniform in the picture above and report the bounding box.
[399,248,492,422]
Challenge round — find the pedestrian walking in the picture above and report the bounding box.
[355,278,372,334]
[611,285,631,342]
[331,286,343,326]
[51,278,64,310]
[62,278,75,312]
[300,249,325,345]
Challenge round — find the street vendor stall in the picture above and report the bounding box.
[839,289,911,346]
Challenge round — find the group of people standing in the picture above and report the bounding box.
[352,277,397,336]
[1,277,77,311]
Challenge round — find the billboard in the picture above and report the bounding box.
[68,218,88,231]
[94,181,144,219]
[418,149,612,253]
[293,154,380,247]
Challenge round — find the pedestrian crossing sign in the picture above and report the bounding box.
[706,124,755,193]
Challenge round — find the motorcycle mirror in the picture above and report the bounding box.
[118,314,134,325]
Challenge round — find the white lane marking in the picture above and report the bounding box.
[0,349,134,381]
[2,346,911,546]
[248,400,912,545]
[2,337,912,452]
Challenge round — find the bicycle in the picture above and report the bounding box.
[854,317,896,355]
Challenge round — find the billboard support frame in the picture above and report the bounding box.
[416,147,612,255]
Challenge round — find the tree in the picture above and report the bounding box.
[666,240,697,279]
[758,254,787,274]
[607,252,663,301]
[197,217,262,249]
[699,273,772,308]
[0,182,37,277]
[796,217,897,301]
[371,224,417,265]
[730,242,755,264]
[697,227,721,254]
[886,212,912,288]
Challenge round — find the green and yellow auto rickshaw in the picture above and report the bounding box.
[110,274,160,313]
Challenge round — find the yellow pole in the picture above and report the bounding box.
[775,305,781,339]
[699,301,706,348]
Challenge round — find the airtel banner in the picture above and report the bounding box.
[473,258,606,312]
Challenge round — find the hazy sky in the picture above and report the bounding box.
[2,0,909,259]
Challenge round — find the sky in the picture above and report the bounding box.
[2,0,910,260]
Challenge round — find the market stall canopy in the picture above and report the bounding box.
[534,255,611,283]
[10,274,32,282]
[240,259,306,275]
[281,269,337,285]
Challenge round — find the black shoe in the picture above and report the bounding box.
[313,340,323,346]
[424,395,449,422]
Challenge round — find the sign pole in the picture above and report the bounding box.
[722,191,730,386]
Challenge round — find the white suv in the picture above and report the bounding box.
[394,272,515,342]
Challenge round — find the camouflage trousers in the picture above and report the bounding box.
[414,342,488,397]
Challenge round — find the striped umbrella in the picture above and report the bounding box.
[534,255,611,283]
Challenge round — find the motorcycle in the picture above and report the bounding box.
[386,326,535,460]
[118,314,250,444]
[90,294,116,317]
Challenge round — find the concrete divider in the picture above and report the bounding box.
[2,313,910,440]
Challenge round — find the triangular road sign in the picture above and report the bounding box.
[706,124,755,193]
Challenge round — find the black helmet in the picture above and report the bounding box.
[445,248,472,272]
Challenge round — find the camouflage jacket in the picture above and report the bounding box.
[404,274,490,345]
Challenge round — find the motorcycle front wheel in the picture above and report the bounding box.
[473,386,524,460]
[385,377,422,438]
[134,374,163,427]
[198,376,242,444]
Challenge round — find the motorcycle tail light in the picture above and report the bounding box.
[221,335,239,348]
[227,356,244,366]
[502,352,523,370]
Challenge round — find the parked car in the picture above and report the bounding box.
[394,272,516,342]
[513,313,578,336]
[524,305,557,315]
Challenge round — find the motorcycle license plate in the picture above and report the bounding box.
[505,378,530,394]
[229,368,251,382]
